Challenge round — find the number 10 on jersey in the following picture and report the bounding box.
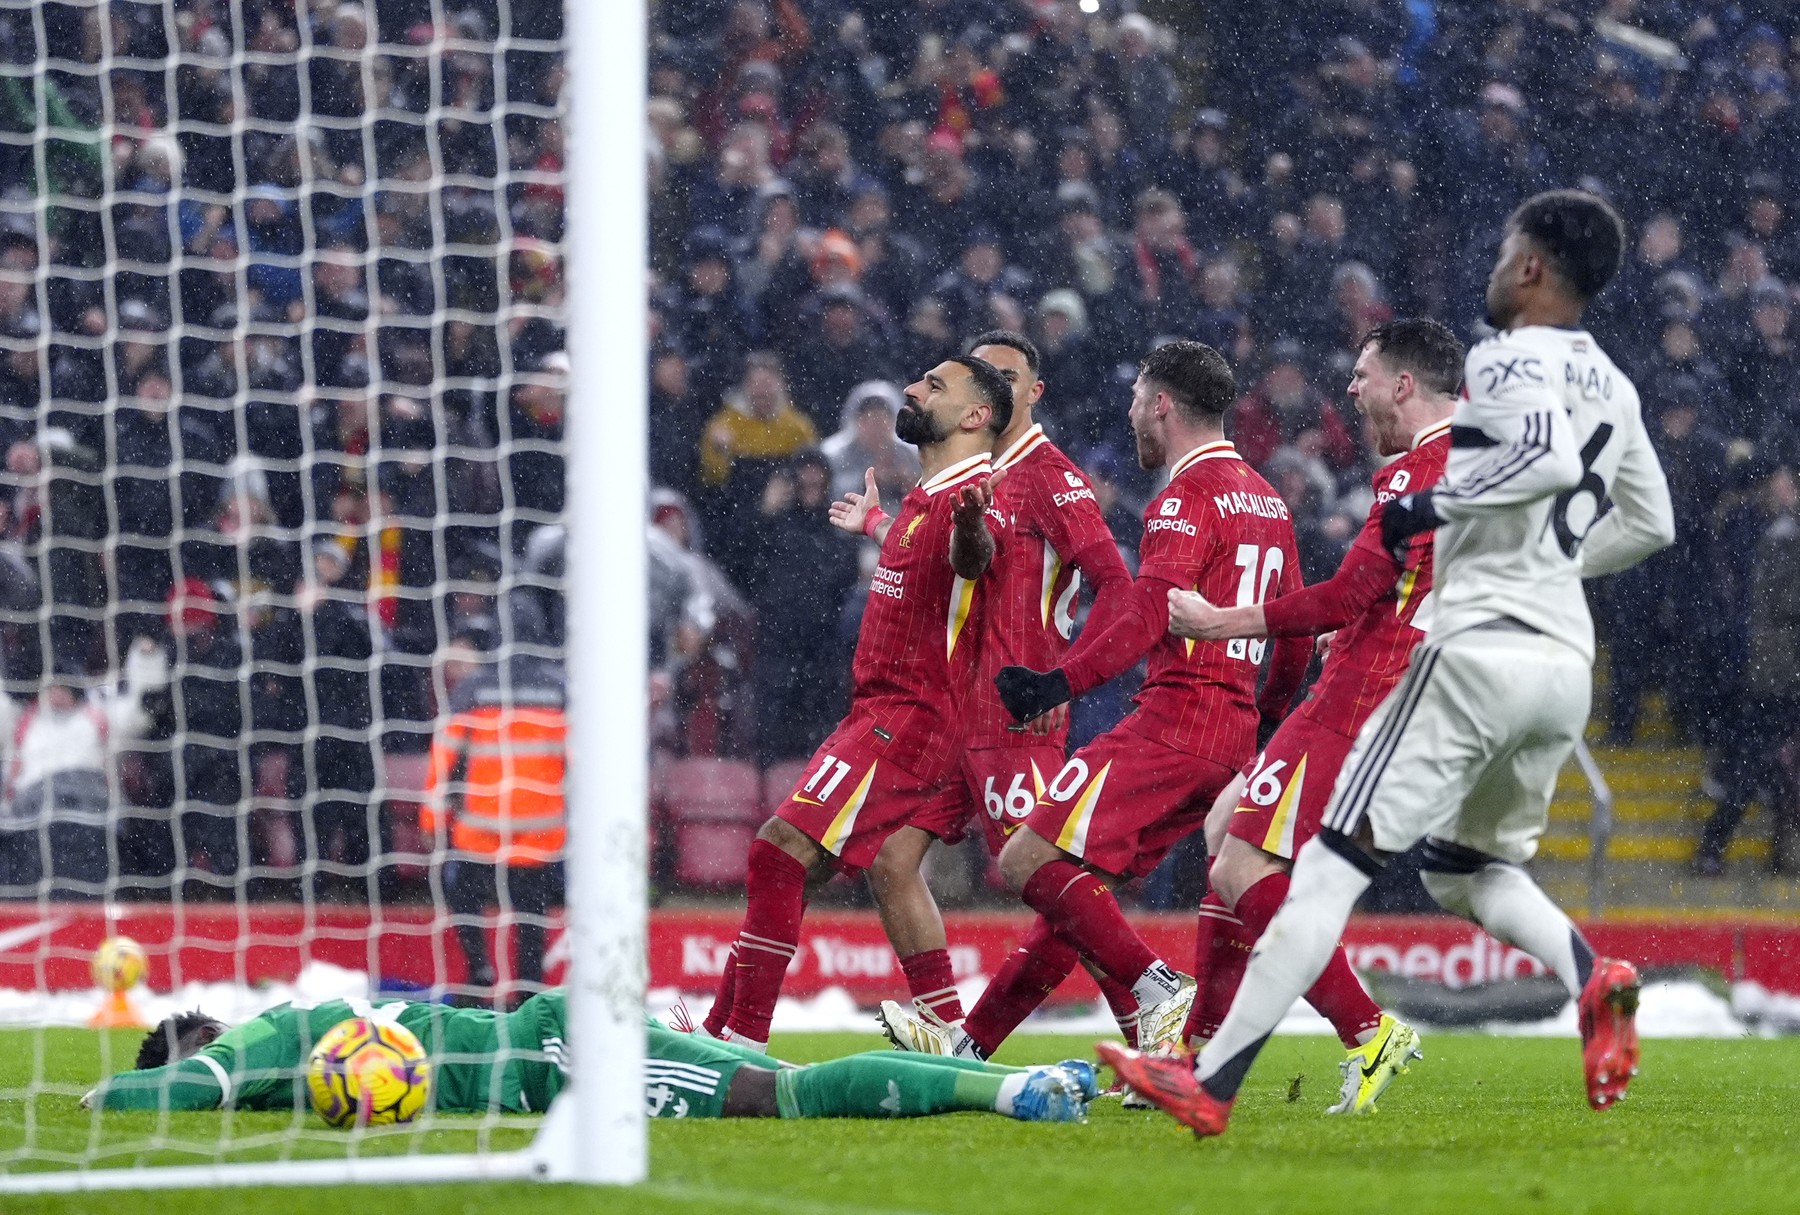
[1225,543,1284,663]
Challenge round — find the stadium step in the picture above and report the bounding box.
[1532,696,1796,918]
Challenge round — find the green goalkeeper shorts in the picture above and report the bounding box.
[644,1024,777,1119]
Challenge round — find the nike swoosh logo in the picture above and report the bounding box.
[1360,1054,1384,1081]
[0,917,68,954]
[791,795,826,807]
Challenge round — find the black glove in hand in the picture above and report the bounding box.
[995,665,1072,724]
[1379,492,1442,564]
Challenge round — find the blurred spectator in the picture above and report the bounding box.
[1031,290,1104,444]
[298,539,377,899]
[749,450,857,763]
[786,284,895,429]
[649,490,756,759]
[1230,341,1360,474]
[0,640,167,899]
[698,351,817,581]
[164,577,247,894]
[1697,466,1800,875]
[1604,377,1730,742]
[424,641,567,1005]
[819,380,920,503]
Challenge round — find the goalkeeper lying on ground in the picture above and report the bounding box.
[85,988,1093,1122]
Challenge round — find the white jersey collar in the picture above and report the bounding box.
[1411,418,1452,450]
[994,424,1047,472]
[1169,440,1237,479]
[921,452,993,496]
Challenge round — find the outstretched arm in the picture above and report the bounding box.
[1060,572,1179,696]
[86,1058,227,1111]
[993,572,1176,725]
[829,467,893,545]
[1171,541,1399,640]
[948,478,999,580]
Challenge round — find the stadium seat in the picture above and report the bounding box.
[760,758,813,813]
[664,758,762,888]
[663,757,761,821]
[672,821,759,888]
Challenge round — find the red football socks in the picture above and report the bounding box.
[1092,967,1140,1048]
[962,916,1078,1057]
[1233,871,1384,1049]
[1021,859,1160,990]
[1184,891,1246,1045]
[704,944,738,1038]
[899,948,964,1024]
[722,838,809,1045]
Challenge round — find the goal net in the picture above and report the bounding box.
[0,0,644,1190]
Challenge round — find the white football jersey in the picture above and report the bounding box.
[1429,325,1675,664]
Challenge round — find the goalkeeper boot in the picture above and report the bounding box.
[1326,1013,1423,1115]
[1095,1041,1232,1138]
[1579,957,1641,1110]
[877,998,972,1057]
[1009,1065,1089,1123]
[1055,1059,1100,1102]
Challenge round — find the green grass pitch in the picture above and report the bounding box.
[4,1027,1800,1214]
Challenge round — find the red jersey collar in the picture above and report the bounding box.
[1169,440,1236,479]
[1411,418,1452,450]
[993,424,1047,472]
[921,452,993,496]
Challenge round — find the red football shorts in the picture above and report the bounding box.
[775,723,961,872]
[1024,723,1236,878]
[959,744,1068,853]
[1226,711,1358,860]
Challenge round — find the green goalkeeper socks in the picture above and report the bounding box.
[776,1052,1016,1118]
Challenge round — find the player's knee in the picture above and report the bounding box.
[1418,837,1503,920]
[1315,827,1385,879]
[757,818,827,875]
[1419,869,1476,919]
[997,829,1051,891]
[867,838,922,898]
[1210,837,1285,908]
[1203,776,1245,856]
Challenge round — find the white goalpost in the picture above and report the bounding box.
[0,0,645,1192]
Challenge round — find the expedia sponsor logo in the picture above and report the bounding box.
[1211,491,1290,521]
[1348,933,1544,987]
[871,566,906,599]
[1145,516,1198,536]
[1053,487,1096,507]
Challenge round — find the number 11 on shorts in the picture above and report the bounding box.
[806,755,852,802]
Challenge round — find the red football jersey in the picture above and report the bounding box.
[844,453,997,784]
[966,426,1123,749]
[1128,440,1302,764]
[1300,421,1451,734]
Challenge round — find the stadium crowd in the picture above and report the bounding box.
[0,0,1796,903]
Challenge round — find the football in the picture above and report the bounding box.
[304,1017,431,1129]
[89,937,146,994]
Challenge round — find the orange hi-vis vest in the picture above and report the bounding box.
[424,701,567,865]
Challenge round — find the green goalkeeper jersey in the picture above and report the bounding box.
[96,990,568,1116]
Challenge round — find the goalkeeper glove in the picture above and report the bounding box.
[995,666,1072,725]
[1380,492,1441,564]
